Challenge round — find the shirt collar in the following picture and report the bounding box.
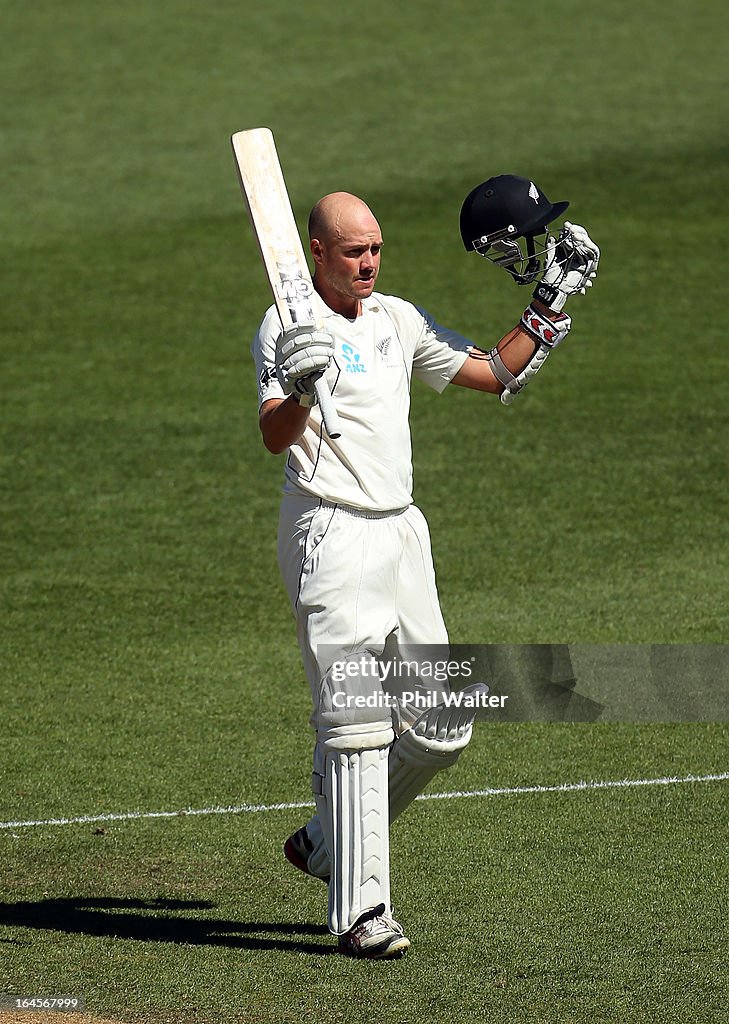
[313,290,380,320]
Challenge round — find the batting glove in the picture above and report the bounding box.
[276,325,335,406]
[533,221,600,312]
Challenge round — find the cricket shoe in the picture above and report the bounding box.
[338,904,410,959]
[283,825,330,884]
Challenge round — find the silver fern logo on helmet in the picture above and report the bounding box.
[460,174,570,285]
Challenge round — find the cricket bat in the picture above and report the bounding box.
[231,127,341,439]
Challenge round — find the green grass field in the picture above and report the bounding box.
[2,1,728,1021]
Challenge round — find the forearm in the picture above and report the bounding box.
[259,396,311,454]
[452,300,557,393]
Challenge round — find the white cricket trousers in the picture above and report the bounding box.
[277,494,449,727]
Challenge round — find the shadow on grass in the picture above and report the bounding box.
[0,897,334,955]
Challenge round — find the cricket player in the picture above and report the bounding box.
[251,179,599,958]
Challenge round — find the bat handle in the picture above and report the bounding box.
[314,377,341,439]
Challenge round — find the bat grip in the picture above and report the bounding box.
[314,377,341,439]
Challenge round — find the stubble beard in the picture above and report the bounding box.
[325,269,377,305]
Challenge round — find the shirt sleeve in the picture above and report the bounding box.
[251,305,286,408]
[411,306,471,393]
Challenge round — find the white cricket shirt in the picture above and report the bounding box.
[252,291,470,512]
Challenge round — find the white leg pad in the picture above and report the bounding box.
[388,683,487,819]
[314,746,391,935]
[303,684,488,880]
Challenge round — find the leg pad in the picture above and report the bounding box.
[314,746,391,935]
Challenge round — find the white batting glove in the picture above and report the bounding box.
[276,325,335,407]
[533,221,600,312]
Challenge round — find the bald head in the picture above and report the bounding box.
[308,192,380,244]
[308,192,383,316]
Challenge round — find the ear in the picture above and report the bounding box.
[310,238,324,265]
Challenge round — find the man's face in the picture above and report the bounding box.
[311,210,383,308]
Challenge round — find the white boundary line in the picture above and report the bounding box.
[1,772,727,832]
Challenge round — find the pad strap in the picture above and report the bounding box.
[486,350,518,392]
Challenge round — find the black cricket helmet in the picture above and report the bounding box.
[459,174,569,284]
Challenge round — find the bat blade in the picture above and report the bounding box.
[231,127,340,438]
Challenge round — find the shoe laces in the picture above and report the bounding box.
[354,906,404,938]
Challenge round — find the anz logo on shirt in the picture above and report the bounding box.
[341,342,367,374]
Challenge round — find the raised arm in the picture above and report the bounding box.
[451,299,566,395]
